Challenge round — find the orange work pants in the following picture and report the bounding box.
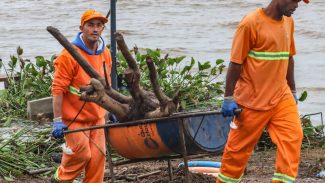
[217,97,303,183]
[56,118,106,183]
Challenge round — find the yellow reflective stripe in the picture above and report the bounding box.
[54,168,73,183]
[248,50,289,60]
[218,173,242,183]
[54,168,59,181]
[69,86,81,96]
[272,173,295,183]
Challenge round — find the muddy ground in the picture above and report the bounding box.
[2,148,324,183]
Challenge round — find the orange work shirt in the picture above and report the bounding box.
[52,46,112,122]
[231,8,296,110]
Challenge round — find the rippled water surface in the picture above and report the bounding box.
[0,0,324,124]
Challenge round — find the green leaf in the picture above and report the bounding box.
[210,67,217,75]
[216,59,224,65]
[298,91,308,102]
[198,73,209,77]
[166,58,176,66]
[147,49,160,58]
[27,65,39,76]
[9,56,18,68]
[181,66,191,75]
[160,70,168,77]
[136,52,142,62]
[303,127,315,136]
[184,74,192,80]
[218,65,225,74]
[314,125,324,133]
[50,54,57,61]
[169,70,179,75]
[190,57,195,66]
[117,52,126,63]
[140,54,147,63]
[35,56,47,67]
[198,61,211,71]
[175,56,186,64]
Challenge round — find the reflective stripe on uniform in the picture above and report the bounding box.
[248,50,289,61]
[69,86,81,96]
[272,173,295,183]
[54,168,73,183]
[54,168,60,182]
[217,173,242,183]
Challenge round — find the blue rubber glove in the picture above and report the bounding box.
[52,120,67,139]
[221,96,239,117]
[108,113,118,123]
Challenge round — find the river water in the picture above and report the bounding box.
[0,0,324,125]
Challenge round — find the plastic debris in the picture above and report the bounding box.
[316,170,325,178]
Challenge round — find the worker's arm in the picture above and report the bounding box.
[286,56,296,92]
[224,62,242,97]
[53,95,63,118]
[286,56,297,103]
[221,62,242,117]
[52,95,67,138]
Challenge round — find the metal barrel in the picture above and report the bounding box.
[108,113,231,159]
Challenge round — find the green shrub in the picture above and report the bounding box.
[0,47,55,119]
[301,114,325,149]
[117,48,225,111]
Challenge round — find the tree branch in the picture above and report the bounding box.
[146,56,170,104]
[80,79,128,120]
[46,26,132,104]
[124,69,142,101]
[115,32,144,102]
[115,32,138,70]
[47,27,178,122]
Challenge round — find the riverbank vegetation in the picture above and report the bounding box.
[0,47,54,119]
[0,46,226,180]
[0,47,324,181]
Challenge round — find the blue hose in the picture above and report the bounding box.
[178,161,222,168]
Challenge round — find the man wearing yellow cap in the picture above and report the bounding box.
[51,10,111,183]
[217,0,309,183]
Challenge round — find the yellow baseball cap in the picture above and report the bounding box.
[81,10,108,26]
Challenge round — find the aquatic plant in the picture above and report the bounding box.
[117,47,225,111]
[0,124,61,181]
[0,47,55,119]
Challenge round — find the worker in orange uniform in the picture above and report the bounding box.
[51,9,112,183]
[217,0,310,182]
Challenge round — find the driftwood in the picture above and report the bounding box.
[47,26,178,122]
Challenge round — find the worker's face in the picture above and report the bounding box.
[279,0,301,17]
[80,19,105,43]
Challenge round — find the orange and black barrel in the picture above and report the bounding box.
[108,114,232,159]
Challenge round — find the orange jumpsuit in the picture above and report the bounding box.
[217,8,303,183]
[52,40,112,182]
